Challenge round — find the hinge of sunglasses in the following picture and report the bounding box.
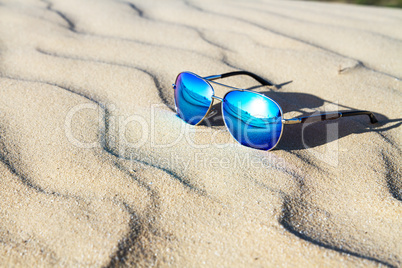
[204,75,221,80]
[283,112,343,124]
[172,84,176,89]
[282,118,302,124]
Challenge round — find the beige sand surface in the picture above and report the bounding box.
[0,0,401,266]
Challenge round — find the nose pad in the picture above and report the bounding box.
[205,110,218,119]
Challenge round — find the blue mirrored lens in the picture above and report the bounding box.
[174,72,213,125]
[222,91,283,150]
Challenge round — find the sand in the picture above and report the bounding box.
[0,0,401,266]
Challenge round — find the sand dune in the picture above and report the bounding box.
[0,0,401,266]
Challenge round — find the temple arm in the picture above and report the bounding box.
[283,110,378,124]
[204,71,273,86]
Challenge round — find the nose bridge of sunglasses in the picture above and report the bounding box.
[207,79,245,92]
[212,95,223,101]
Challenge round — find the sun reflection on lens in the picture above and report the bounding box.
[222,90,283,150]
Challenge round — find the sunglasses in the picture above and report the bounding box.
[173,71,378,151]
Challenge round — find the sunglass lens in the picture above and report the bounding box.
[222,91,283,150]
[174,72,213,125]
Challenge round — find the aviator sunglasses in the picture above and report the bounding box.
[173,71,378,151]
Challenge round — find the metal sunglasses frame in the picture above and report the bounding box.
[173,71,378,150]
